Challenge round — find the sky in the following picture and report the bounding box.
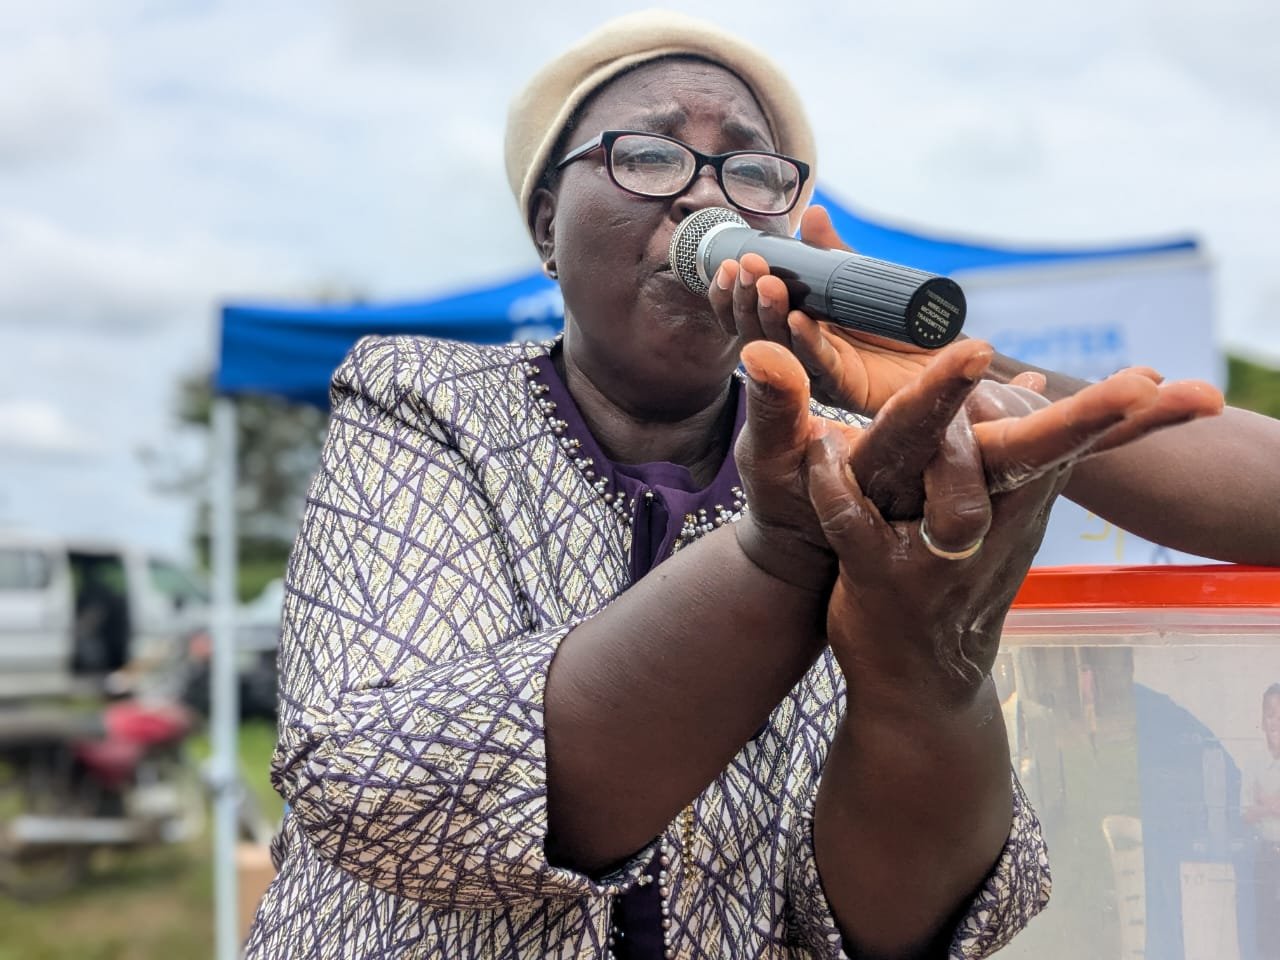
[1,0,1277,557]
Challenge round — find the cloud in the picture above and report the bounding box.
[336,0,570,68]
[0,0,1276,562]
[0,398,99,458]
[0,33,115,170]
[0,209,303,333]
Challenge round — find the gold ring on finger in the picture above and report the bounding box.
[919,517,984,561]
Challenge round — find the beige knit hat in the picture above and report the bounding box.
[504,9,817,237]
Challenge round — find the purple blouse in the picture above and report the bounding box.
[533,354,746,959]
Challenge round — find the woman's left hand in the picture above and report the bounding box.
[808,422,1057,707]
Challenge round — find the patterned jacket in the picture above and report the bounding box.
[245,336,1051,959]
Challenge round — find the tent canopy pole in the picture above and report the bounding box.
[210,397,241,960]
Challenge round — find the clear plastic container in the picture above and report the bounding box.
[996,565,1280,960]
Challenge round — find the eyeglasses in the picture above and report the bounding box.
[555,130,809,217]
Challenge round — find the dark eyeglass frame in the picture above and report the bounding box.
[555,129,810,217]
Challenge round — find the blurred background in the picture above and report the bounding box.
[1,1,1277,957]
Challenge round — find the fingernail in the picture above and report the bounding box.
[962,349,993,380]
[715,265,732,290]
[739,267,755,287]
[758,291,773,310]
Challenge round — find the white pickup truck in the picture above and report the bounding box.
[0,532,210,701]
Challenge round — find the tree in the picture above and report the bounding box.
[1226,352,1280,418]
[143,372,328,600]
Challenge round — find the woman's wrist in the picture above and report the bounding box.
[733,514,836,594]
[830,614,1001,717]
[838,675,1006,766]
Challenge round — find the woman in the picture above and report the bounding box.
[247,12,1235,959]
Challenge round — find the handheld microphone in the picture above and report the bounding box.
[667,207,966,348]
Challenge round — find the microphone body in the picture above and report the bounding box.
[668,207,966,348]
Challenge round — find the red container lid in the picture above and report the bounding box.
[1013,565,1280,608]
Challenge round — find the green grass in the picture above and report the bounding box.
[0,721,279,960]
[0,847,214,960]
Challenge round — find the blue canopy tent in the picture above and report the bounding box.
[217,272,562,407]
[216,186,1197,407]
[205,188,1203,960]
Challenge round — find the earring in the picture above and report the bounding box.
[541,260,558,280]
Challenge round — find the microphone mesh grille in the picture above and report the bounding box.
[667,207,748,295]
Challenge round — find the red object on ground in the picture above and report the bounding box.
[102,700,194,747]
[74,738,145,789]
[73,700,194,788]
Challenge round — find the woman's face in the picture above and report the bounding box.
[536,58,792,416]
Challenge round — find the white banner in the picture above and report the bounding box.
[959,251,1222,566]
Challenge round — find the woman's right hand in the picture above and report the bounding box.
[709,207,1224,431]
[707,206,940,416]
